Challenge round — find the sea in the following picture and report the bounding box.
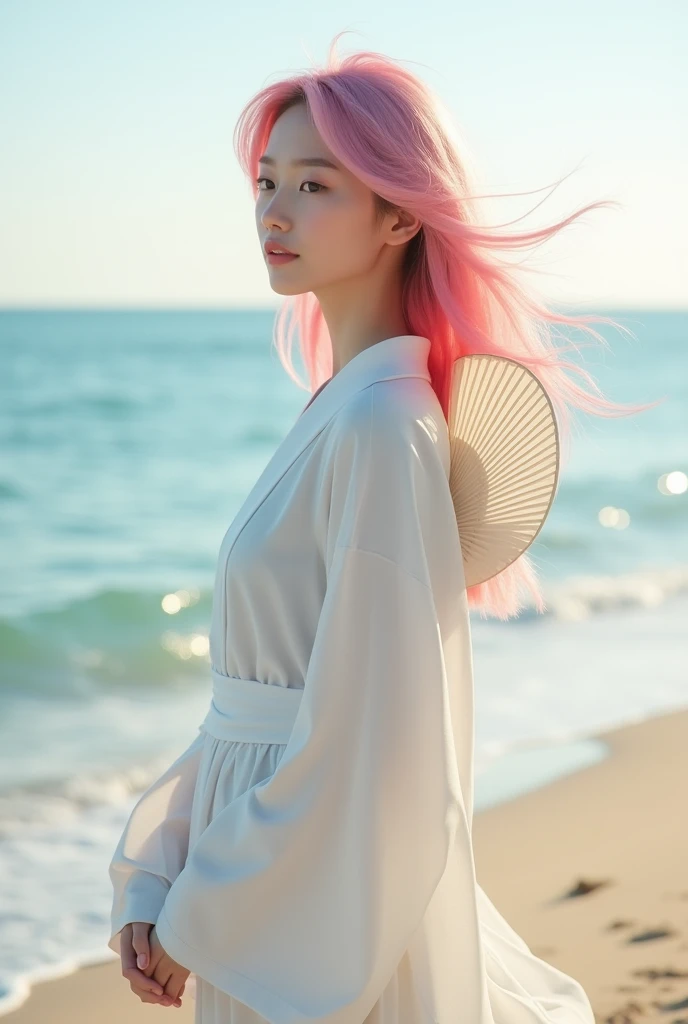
[0,307,686,1013]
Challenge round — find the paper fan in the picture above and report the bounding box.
[448,354,560,588]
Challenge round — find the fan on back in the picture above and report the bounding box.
[448,354,560,588]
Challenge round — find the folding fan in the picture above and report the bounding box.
[448,354,560,588]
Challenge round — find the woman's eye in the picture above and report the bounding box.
[255,178,325,194]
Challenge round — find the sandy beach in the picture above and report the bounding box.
[4,705,687,1024]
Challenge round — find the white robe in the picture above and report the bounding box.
[108,334,595,1024]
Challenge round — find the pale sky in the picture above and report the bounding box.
[1,0,686,309]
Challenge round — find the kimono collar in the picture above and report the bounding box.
[221,334,432,558]
[299,333,431,418]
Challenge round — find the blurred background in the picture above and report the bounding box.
[0,0,686,1015]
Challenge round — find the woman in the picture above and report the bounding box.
[108,33,641,1023]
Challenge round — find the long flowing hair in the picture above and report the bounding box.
[233,31,660,620]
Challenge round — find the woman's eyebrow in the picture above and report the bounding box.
[258,155,341,170]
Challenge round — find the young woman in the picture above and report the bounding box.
[108,33,644,1023]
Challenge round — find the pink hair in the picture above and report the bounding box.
[233,31,662,621]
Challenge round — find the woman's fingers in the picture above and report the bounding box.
[163,967,189,1002]
[121,964,168,1000]
[130,921,153,972]
[153,963,184,1005]
[135,987,175,1005]
[119,923,165,998]
[128,974,180,1006]
[117,923,183,1005]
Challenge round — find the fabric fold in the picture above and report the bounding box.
[107,727,205,957]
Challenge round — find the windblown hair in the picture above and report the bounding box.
[233,31,658,620]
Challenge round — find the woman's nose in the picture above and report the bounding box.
[260,201,291,232]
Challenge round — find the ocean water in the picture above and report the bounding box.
[0,307,686,1013]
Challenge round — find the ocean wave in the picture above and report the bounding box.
[0,586,212,695]
[541,564,688,622]
[0,750,183,838]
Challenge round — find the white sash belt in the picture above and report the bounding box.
[201,667,303,745]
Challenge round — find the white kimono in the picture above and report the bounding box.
[108,334,595,1024]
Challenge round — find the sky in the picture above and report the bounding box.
[1,0,686,310]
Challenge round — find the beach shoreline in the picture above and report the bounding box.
[4,704,687,1024]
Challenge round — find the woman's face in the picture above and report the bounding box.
[255,102,393,297]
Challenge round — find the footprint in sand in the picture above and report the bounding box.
[632,969,688,982]
[651,995,688,1012]
[628,926,677,944]
[563,877,613,899]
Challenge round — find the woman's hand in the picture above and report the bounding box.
[119,921,184,1007]
[143,923,191,1007]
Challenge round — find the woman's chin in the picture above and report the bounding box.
[268,280,310,296]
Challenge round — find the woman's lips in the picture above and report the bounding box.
[266,252,299,265]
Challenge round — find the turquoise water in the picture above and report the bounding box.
[0,307,686,1012]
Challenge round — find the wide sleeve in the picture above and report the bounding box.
[107,726,205,956]
[154,389,468,1023]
